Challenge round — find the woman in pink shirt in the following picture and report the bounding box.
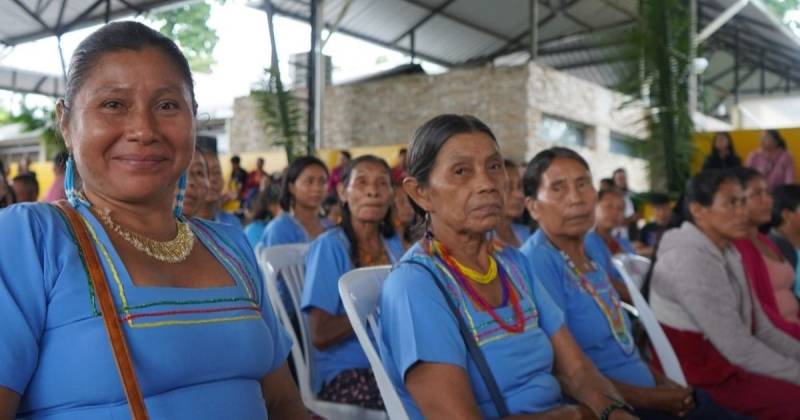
[746,130,795,190]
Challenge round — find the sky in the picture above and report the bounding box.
[0,0,445,116]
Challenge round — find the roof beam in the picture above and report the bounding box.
[61,0,105,34]
[554,55,632,70]
[695,0,749,44]
[390,0,456,45]
[398,0,514,42]
[10,0,54,36]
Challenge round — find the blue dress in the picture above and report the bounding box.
[0,203,292,419]
[379,242,565,419]
[512,223,533,245]
[244,220,268,248]
[521,230,655,388]
[301,227,404,394]
[214,210,242,229]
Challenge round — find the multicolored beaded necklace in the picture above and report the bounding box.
[427,238,526,334]
[556,247,634,355]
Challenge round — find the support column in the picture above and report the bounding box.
[529,0,538,61]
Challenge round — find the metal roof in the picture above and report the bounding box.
[0,65,64,97]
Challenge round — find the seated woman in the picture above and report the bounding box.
[0,22,305,419]
[494,159,532,247]
[259,156,329,248]
[520,147,739,419]
[197,145,242,228]
[380,114,635,420]
[392,186,416,250]
[591,188,636,256]
[650,169,800,418]
[181,145,210,218]
[731,167,800,338]
[301,155,404,409]
[770,184,800,300]
[243,188,281,248]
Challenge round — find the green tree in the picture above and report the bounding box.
[764,0,800,35]
[151,1,224,73]
[1,101,65,158]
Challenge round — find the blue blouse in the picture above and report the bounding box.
[244,220,268,248]
[379,242,565,419]
[521,230,655,388]
[214,210,242,229]
[512,223,533,245]
[0,203,292,419]
[301,227,404,394]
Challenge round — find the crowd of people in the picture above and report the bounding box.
[2,20,800,420]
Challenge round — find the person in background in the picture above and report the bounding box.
[302,155,404,410]
[0,160,14,208]
[12,173,39,203]
[650,169,800,418]
[522,147,735,420]
[494,159,531,247]
[244,157,267,200]
[731,167,800,339]
[244,188,280,248]
[702,132,742,171]
[599,177,615,192]
[635,193,672,257]
[612,168,638,240]
[181,146,210,218]
[592,188,636,256]
[381,115,634,419]
[747,129,795,190]
[17,157,36,178]
[43,150,69,202]
[770,184,800,300]
[392,186,416,250]
[229,155,247,203]
[198,143,241,228]
[327,150,351,194]
[391,148,407,185]
[321,194,342,227]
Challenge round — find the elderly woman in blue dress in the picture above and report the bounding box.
[301,155,404,409]
[520,146,738,419]
[0,22,306,419]
[379,114,636,419]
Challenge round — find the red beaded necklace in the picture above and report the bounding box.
[429,239,526,334]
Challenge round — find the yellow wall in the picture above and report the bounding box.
[7,162,56,201]
[692,128,800,181]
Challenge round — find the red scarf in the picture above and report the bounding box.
[733,235,800,339]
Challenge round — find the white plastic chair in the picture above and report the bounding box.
[339,266,410,420]
[256,244,388,420]
[612,257,688,386]
[614,254,652,290]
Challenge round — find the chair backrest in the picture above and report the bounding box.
[614,253,651,290]
[612,257,688,386]
[256,244,315,401]
[339,266,410,420]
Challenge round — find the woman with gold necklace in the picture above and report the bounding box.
[301,155,404,409]
[379,114,635,420]
[0,22,306,419]
[521,147,736,419]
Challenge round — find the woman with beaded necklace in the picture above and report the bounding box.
[379,114,635,420]
[301,154,404,409]
[520,147,737,419]
[0,22,305,419]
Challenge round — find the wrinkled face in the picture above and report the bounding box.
[58,48,195,206]
[743,177,773,227]
[290,164,327,210]
[595,192,625,231]
[505,166,526,219]
[409,132,506,236]
[693,180,748,241]
[393,187,415,225]
[529,157,596,239]
[339,161,394,224]
[182,151,209,217]
[203,152,223,203]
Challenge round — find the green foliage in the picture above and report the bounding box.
[151,1,223,73]
[251,67,307,163]
[1,102,65,158]
[764,0,800,35]
[611,0,695,193]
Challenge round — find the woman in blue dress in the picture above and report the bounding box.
[259,155,329,248]
[301,155,404,409]
[494,159,532,247]
[520,146,738,419]
[380,114,635,419]
[0,22,305,419]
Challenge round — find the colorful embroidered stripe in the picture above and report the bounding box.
[190,220,257,300]
[129,314,263,329]
[121,305,259,321]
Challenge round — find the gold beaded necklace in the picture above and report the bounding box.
[91,206,196,264]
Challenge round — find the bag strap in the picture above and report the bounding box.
[53,201,149,420]
[403,259,510,417]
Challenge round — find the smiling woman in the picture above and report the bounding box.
[0,21,306,420]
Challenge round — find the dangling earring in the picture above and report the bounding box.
[424,212,433,239]
[65,153,79,206]
[173,172,187,218]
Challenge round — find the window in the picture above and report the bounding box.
[537,115,587,147]
[609,132,640,157]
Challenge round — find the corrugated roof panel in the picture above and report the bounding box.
[565,0,634,29]
[413,14,505,63]
[443,0,531,40]
[334,0,429,44]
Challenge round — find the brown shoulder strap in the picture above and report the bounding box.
[53,200,149,420]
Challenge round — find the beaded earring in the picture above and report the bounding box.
[64,153,79,206]
[173,172,187,218]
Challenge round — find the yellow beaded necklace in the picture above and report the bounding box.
[432,240,498,284]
